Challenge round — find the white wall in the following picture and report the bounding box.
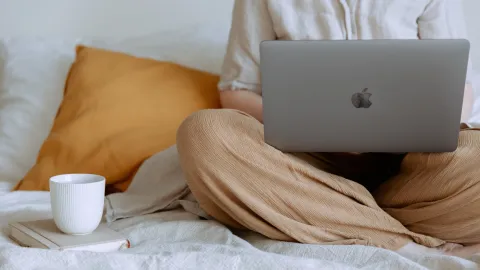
[0,0,234,38]
[0,0,478,70]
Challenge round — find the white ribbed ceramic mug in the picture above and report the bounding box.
[49,174,106,235]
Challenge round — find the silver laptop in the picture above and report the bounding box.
[260,39,470,153]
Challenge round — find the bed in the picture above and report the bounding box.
[2,146,480,270]
[1,148,480,270]
[1,1,480,269]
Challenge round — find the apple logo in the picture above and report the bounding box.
[351,88,372,108]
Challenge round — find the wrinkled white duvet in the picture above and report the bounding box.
[1,192,480,270]
[2,145,480,270]
[2,139,480,270]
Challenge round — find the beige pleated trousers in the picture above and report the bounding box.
[176,109,480,250]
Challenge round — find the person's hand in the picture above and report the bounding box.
[220,90,264,122]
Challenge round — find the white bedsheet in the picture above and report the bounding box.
[2,148,480,270]
[1,192,479,270]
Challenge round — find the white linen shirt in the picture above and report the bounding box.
[219,0,472,95]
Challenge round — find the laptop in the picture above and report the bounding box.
[260,39,470,153]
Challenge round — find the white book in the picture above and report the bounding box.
[8,219,130,252]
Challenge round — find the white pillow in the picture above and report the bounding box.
[0,38,79,192]
[89,22,229,74]
[467,71,480,127]
[0,22,229,192]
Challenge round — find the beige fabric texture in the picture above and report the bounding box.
[176,109,480,250]
[219,0,472,94]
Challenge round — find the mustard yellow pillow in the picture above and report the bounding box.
[14,45,220,192]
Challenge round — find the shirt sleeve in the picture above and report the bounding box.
[418,0,473,83]
[218,0,277,95]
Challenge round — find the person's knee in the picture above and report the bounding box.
[176,109,246,158]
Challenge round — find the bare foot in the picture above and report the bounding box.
[396,242,444,256]
[436,243,464,253]
[397,242,480,259]
[442,243,480,259]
